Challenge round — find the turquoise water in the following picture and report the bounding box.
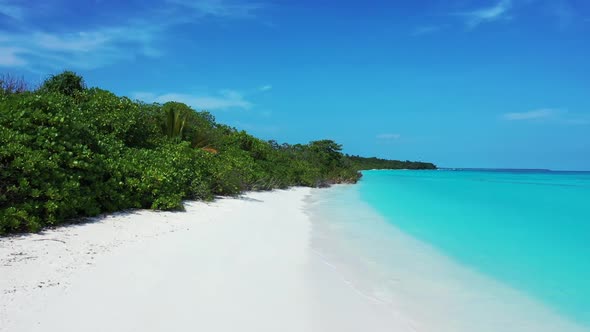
[357,170,590,326]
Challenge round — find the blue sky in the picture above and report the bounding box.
[1,0,589,170]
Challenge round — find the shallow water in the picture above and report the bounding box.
[306,170,590,331]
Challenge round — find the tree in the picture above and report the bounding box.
[309,140,344,168]
[39,71,86,96]
[162,102,189,140]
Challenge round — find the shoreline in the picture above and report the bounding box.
[307,184,589,332]
[0,187,409,332]
[4,184,585,332]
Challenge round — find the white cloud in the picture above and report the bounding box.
[377,133,401,140]
[503,108,557,120]
[133,90,252,110]
[259,84,272,91]
[33,32,113,53]
[0,21,165,70]
[461,0,512,28]
[0,0,264,71]
[452,0,585,30]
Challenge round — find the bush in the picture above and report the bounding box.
[39,71,86,96]
[0,92,108,232]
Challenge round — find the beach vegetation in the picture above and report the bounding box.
[0,71,435,234]
[39,71,86,96]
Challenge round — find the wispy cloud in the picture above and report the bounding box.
[0,1,23,20]
[0,0,265,71]
[0,22,164,71]
[167,0,265,18]
[503,108,589,124]
[377,133,401,140]
[412,25,444,36]
[259,84,272,91]
[449,0,584,30]
[460,0,513,28]
[503,108,556,120]
[133,89,253,110]
[0,46,26,66]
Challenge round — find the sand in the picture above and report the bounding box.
[0,188,411,332]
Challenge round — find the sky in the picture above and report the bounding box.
[1,0,589,170]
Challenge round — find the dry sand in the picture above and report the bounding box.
[0,188,411,332]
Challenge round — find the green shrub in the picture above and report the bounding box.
[39,71,86,96]
[0,92,108,232]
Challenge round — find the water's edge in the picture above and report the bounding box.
[304,183,588,332]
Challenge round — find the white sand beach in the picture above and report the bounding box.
[0,188,411,332]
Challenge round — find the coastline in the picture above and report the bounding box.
[3,183,585,332]
[0,187,409,332]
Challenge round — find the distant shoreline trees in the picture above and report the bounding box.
[347,156,436,170]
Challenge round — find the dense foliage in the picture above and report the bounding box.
[348,156,437,170]
[0,72,434,235]
[0,72,342,234]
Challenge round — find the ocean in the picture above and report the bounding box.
[306,169,590,332]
